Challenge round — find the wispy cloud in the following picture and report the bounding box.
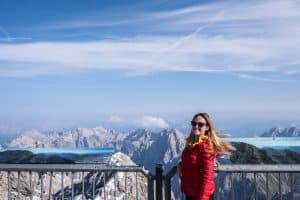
[235,73,293,82]
[153,0,300,30]
[0,0,299,80]
[0,34,298,79]
[135,115,169,129]
[0,26,32,42]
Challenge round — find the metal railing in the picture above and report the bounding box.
[0,164,154,200]
[1,163,300,200]
[164,164,300,200]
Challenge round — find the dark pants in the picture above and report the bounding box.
[186,193,214,200]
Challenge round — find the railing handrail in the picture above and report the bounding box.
[164,164,300,200]
[163,164,300,177]
[1,163,299,200]
[215,164,300,172]
[0,163,155,200]
[0,163,150,176]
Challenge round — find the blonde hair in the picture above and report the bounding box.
[186,113,236,155]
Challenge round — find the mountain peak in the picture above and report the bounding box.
[261,126,300,137]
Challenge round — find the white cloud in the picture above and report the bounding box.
[0,0,300,80]
[108,116,122,123]
[0,34,298,78]
[135,115,169,129]
[153,0,300,28]
[236,73,291,82]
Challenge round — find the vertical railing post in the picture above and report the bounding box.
[291,173,294,200]
[8,171,11,200]
[29,171,33,200]
[165,175,171,200]
[216,173,219,200]
[155,164,163,200]
[17,171,21,200]
[165,166,177,200]
[254,172,257,200]
[71,171,74,200]
[148,176,154,200]
[266,172,269,200]
[40,171,44,200]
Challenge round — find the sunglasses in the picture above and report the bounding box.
[191,121,206,128]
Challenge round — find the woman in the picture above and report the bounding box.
[178,113,235,200]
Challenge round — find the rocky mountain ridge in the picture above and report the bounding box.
[8,127,186,173]
[261,125,300,137]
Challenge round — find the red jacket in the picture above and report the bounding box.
[180,140,215,200]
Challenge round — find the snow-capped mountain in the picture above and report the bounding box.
[8,127,186,173]
[9,129,50,148]
[120,128,185,172]
[260,125,300,137]
[9,127,128,149]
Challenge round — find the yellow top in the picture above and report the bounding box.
[187,135,208,149]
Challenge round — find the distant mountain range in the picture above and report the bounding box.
[260,125,300,137]
[1,126,300,199]
[7,127,185,173]
[5,125,300,167]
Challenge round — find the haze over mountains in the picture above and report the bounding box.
[1,117,300,141]
[3,125,300,169]
[3,124,300,149]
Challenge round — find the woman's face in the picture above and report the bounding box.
[191,115,209,136]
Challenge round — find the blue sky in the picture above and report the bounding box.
[0,0,300,135]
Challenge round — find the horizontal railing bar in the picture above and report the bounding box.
[0,164,149,174]
[2,164,298,174]
[215,164,300,172]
